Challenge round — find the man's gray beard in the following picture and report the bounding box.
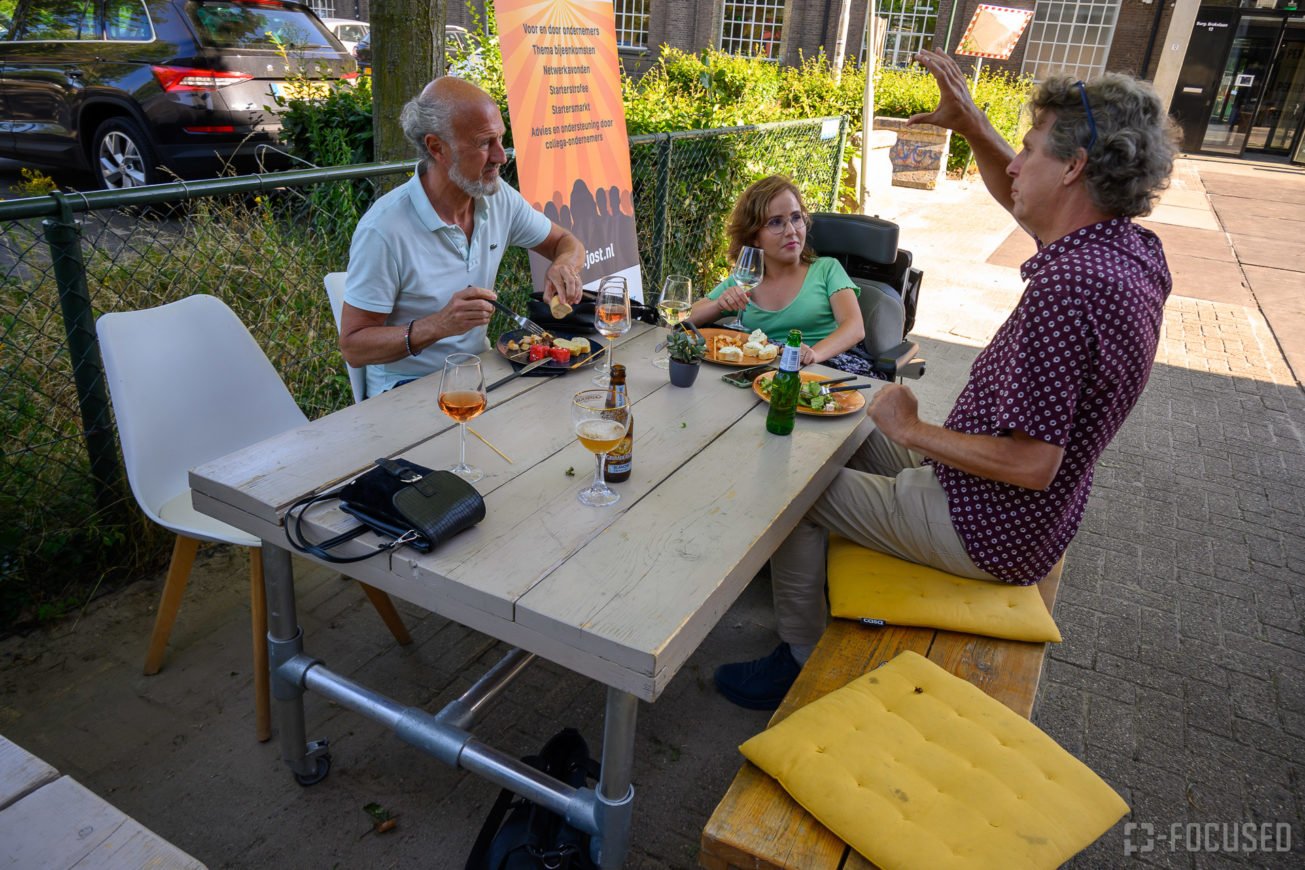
[449,162,500,198]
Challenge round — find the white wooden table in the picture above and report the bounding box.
[190,324,877,867]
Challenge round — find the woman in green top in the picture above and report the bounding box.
[688,176,867,372]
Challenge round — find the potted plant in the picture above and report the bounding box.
[666,327,706,387]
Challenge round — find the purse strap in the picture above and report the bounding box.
[283,486,417,564]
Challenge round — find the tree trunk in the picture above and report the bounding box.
[371,0,446,163]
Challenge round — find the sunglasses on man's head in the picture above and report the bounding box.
[762,211,811,235]
[1075,80,1099,151]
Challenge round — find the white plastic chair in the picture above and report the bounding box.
[96,294,410,743]
[324,271,368,403]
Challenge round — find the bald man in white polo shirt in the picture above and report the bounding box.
[340,78,585,396]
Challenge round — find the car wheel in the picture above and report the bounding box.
[92,117,161,190]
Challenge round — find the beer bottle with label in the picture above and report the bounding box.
[765,329,803,436]
[605,364,633,482]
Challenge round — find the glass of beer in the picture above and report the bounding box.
[654,274,692,370]
[438,353,487,483]
[572,388,630,507]
[592,275,630,386]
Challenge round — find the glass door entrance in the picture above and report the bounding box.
[1200,16,1282,155]
[1250,19,1304,153]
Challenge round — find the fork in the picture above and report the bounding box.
[489,298,546,336]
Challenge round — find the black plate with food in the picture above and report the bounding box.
[495,329,606,375]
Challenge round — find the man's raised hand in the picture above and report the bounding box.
[907,49,987,139]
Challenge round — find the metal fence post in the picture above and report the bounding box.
[649,133,672,298]
[42,192,122,516]
[831,116,849,212]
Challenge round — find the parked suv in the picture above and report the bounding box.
[0,0,356,189]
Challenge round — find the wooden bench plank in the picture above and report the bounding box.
[700,563,1064,870]
[0,775,205,869]
[0,736,57,812]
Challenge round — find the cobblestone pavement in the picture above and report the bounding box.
[1,157,1302,868]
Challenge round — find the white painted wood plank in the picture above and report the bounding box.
[515,393,880,677]
[0,776,205,869]
[0,736,57,811]
[189,328,650,524]
[182,493,670,699]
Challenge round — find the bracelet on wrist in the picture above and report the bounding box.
[404,319,418,357]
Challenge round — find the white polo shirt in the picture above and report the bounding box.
[344,169,552,396]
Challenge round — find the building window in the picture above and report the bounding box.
[614,0,650,49]
[1020,0,1120,81]
[720,0,785,60]
[862,0,937,68]
[306,1,333,18]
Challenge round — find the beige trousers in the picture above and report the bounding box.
[770,429,998,647]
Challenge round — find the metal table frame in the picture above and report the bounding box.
[262,545,637,868]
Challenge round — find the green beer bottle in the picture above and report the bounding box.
[765,329,803,436]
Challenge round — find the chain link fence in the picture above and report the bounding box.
[0,115,846,628]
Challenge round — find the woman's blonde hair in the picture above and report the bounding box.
[724,175,816,264]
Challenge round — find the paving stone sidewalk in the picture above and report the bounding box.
[1,158,1302,869]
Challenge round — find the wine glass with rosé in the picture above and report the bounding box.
[572,388,630,507]
[438,353,487,483]
[592,275,631,386]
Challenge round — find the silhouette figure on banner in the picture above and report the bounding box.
[532,179,640,282]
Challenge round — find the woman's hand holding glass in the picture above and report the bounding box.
[654,274,692,369]
[723,246,763,331]
[438,353,487,483]
[572,388,630,507]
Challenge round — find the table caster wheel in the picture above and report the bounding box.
[294,753,331,787]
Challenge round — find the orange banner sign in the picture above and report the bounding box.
[497,0,644,301]
[954,5,1035,60]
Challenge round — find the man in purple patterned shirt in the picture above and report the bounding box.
[716,50,1178,710]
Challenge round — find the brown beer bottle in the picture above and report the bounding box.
[605,364,633,483]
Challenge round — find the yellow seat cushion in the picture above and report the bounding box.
[740,651,1128,869]
[827,535,1062,642]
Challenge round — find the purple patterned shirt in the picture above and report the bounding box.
[931,219,1171,583]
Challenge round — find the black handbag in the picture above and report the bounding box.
[285,458,486,564]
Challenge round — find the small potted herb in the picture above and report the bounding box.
[666,327,706,387]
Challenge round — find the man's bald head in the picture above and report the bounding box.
[399,76,497,163]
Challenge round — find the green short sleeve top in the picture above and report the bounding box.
[707,257,858,344]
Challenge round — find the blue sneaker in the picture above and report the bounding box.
[714,643,801,710]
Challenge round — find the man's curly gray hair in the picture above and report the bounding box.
[1030,74,1178,218]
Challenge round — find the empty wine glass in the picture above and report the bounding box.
[723,246,763,331]
[438,353,487,483]
[572,388,630,507]
[592,276,631,387]
[653,274,692,370]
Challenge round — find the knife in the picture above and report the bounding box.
[826,382,880,393]
[489,298,548,337]
[487,355,554,392]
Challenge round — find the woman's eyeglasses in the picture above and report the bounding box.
[762,211,811,235]
[1075,80,1098,151]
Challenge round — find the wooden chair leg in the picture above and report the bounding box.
[143,534,200,675]
[249,548,271,743]
[357,582,413,646]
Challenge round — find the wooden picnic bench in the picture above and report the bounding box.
[699,562,1063,870]
[0,735,205,869]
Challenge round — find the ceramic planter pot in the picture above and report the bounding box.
[668,359,700,387]
[876,117,951,190]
